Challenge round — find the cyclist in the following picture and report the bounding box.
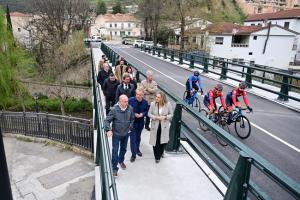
[226,82,253,122]
[203,84,227,119]
[185,71,203,100]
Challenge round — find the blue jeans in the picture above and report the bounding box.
[112,134,129,172]
[130,121,144,158]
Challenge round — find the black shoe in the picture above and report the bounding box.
[130,157,136,162]
[161,153,164,158]
[137,152,142,157]
[119,162,126,170]
[113,171,118,177]
[155,159,160,163]
[145,126,150,131]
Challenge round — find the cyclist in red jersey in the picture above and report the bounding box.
[203,84,227,116]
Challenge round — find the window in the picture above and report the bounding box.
[253,36,257,40]
[110,31,112,35]
[114,24,117,28]
[128,32,131,36]
[249,52,253,55]
[192,37,196,43]
[136,24,139,28]
[251,23,255,26]
[284,22,290,29]
[18,28,21,32]
[215,37,224,45]
[258,7,262,13]
[115,31,117,35]
[128,23,131,28]
[110,24,112,28]
[121,23,124,29]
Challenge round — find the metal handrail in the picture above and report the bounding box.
[91,47,118,200]
[102,42,300,200]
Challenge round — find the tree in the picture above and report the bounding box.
[6,5,12,33]
[157,26,175,46]
[27,0,90,76]
[112,1,124,14]
[97,0,107,15]
[137,0,164,43]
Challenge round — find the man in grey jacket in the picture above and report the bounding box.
[105,95,134,177]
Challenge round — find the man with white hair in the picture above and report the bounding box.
[104,95,134,177]
[140,70,158,131]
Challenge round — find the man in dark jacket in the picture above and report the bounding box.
[97,63,113,88]
[102,73,120,114]
[128,88,148,162]
[115,73,135,102]
[105,95,134,177]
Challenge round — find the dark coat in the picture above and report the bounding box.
[128,97,148,123]
[102,79,120,99]
[97,69,113,87]
[115,83,135,102]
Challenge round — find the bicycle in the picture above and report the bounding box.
[183,90,201,111]
[198,108,230,147]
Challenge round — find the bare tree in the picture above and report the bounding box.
[50,86,69,115]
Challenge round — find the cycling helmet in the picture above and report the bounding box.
[194,71,200,76]
[239,81,247,89]
[215,84,223,92]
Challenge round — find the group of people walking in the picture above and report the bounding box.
[99,55,173,177]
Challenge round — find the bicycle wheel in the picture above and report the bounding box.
[215,120,230,147]
[198,109,209,132]
[191,97,201,111]
[234,115,251,139]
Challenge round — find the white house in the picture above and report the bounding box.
[90,14,142,40]
[201,22,298,70]
[244,8,300,64]
[10,12,33,48]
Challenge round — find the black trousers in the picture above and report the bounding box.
[145,105,150,127]
[105,96,116,115]
[153,123,166,160]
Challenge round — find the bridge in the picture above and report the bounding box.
[1,41,300,200]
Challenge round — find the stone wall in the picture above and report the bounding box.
[22,81,92,101]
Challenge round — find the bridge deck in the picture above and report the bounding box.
[93,47,224,200]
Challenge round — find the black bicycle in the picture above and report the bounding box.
[218,106,252,139]
[198,108,230,146]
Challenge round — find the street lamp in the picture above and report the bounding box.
[33,93,39,113]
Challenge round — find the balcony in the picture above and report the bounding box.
[231,43,249,47]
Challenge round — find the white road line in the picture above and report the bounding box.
[117,47,300,154]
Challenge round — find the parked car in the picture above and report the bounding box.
[133,40,145,48]
[91,35,102,42]
[122,38,130,45]
[142,41,154,50]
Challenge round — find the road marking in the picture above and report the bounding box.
[116,47,300,154]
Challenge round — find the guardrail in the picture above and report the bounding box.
[0,111,93,151]
[91,48,118,200]
[101,43,300,200]
[141,45,300,102]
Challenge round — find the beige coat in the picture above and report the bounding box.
[148,102,173,146]
[114,64,127,81]
[140,80,158,103]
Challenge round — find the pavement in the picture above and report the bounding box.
[3,134,94,200]
[102,42,300,200]
[93,47,224,200]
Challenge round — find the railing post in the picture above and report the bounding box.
[152,47,155,55]
[0,127,13,200]
[203,57,209,73]
[171,50,175,62]
[148,47,151,54]
[213,57,217,70]
[165,102,182,152]
[190,54,194,69]
[239,59,245,78]
[277,75,289,101]
[158,48,161,57]
[179,52,183,64]
[46,112,50,138]
[23,112,27,136]
[136,70,140,83]
[163,49,167,59]
[220,58,228,80]
[224,151,252,200]
[246,61,254,89]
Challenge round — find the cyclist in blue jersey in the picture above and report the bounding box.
[185,71,203,100]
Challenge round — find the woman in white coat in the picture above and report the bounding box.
[148,91,173,163]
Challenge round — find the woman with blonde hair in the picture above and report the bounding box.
[148,91,173,163]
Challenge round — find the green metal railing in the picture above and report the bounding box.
[142,46,300,103]
[102,43,300,200]
[91,48,118,200]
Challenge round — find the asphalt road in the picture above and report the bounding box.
[105,43,300,200]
